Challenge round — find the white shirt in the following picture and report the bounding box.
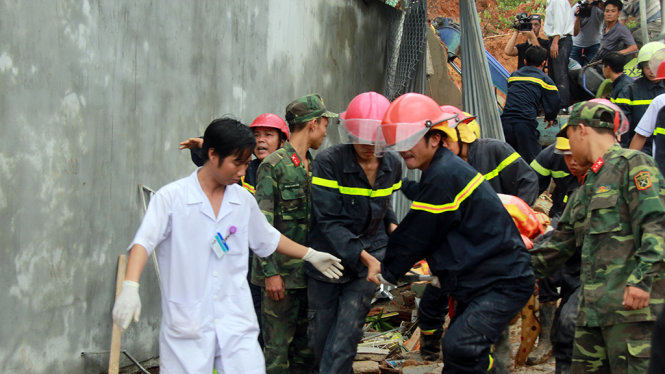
[131,169,281,373]
[635,93,665,155]
[544,0,575,37]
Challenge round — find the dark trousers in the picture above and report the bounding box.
[502,119,542,164]
[552,286,579,364]
[440,276,534,373]
[307,277,376,374]
[418,284,449,331]
[248,253,263,348]
[548,35,572,108]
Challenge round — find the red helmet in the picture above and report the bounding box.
[250,113,290,140]
[379,93,457,151]
[339,92,390,144]
[657,58,665,80]
[587,98,630,135]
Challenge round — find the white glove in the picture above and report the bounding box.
[430,276,441,288]
[112,280,141,330]
[302,247,344,279]
[376,273,397,288]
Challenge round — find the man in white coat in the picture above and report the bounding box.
[112,117,343,374]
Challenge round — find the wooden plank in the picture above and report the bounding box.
[404,327,421,351]
[108,254,127,374]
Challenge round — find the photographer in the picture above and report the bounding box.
[571,0,604,66]
[505,14,551,69]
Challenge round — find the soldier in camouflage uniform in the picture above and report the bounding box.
[251,94,337,374]
[530,100,665,373]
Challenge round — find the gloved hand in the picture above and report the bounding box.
[376,273,397,288]
[302,248,344,279]
[430,276,441,288]
[112,280,141,330]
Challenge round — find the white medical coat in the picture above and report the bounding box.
[131,169,281,374]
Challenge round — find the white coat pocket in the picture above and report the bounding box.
[166,299,203,339]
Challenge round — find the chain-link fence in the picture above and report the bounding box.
[382,0,428,220]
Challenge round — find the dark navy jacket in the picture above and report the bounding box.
[615,76,665,149]
[381,148,533,302]
[501,66,561,126]
[530,144,580,219]
[307,144,402,283]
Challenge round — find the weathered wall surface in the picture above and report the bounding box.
[0,1,392,372]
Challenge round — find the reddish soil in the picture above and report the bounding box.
[428,0,547,74]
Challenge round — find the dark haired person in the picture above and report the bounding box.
[571,0,604,66]
[615,42,665,150]
[367,93,535,372]
[251,94,338,374]
[589,0,638,64]
[180,113,291,348]
[504,14,551,69]
[112,117,342,373]
[602,52,633,99]
[531,101,665,373]
[502,45,561,163]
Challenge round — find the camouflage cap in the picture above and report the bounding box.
[556,101,621,138]
[285,94,338,125]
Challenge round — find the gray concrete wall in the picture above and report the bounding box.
[0,1,392,372]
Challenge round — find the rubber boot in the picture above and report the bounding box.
[491,327,511,374]
[419,327,443,361]
[555,360,572,374]
[527,301,556,365]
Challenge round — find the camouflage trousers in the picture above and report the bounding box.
[572,322,654,373]
[261,288,313,374]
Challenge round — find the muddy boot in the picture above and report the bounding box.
[555,360,571,374]
[527,301,556,365]
[419,327,443,361]
[491,328,511,374]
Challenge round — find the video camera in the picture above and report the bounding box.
[513,13,532,32]
[577,0,601,18]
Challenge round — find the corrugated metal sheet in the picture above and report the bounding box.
[459,0,505,140]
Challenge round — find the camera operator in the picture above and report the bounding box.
[505,14,551,69]
[571,0,604,66]
[544,0,575,109]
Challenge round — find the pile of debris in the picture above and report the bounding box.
[353,268,444,374]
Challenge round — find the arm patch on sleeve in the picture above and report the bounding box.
[634,171,653,191]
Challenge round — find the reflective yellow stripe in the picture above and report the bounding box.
[563,195,568,203]
[530,159,551,177]
[484,152,520,181]
[410,173,484,214]
[551,170,570,178]
[487,354,494,371]
[654,127,665,136]
[610,97,653,106]
[241,176,255,194]
[507,76,558,91]
[421,328,439,335]
[311,177,402,198]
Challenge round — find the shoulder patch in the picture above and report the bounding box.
[634,171,653,191]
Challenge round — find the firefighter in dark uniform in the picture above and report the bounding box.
[179,112,290,348]
[307,92,402,374]
[400,107,539,364]
[501,45,561,163]
[365,93,535,373]
[614,41,665,151]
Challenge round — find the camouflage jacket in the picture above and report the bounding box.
[250,141,311,289]
[531,144,665,327]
